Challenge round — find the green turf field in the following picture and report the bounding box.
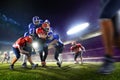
[0,62,120,80]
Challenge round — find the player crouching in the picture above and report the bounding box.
[10,35,38,70]
[70,41,85,64]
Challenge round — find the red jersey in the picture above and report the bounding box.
[36,27,47,39]
[36,27,47,35]
[13,36,32,48]
[70,43,82,53]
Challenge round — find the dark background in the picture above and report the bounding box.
[0,0,100,50]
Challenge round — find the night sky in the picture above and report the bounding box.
[0,0,100,50]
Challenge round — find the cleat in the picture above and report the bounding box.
[98,56,115,74]
[10,65,14,70]
[22,63,27,68]
[98,62,114,74]
[41,62,46,67]
[57,61,62,67]
[32,64,38,69]
[74,61,79,64]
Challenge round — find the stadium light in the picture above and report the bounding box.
[32,41,39,49]
[67,22,89,35]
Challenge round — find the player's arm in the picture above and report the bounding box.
[81,46,86,52]
[18,46,29,54]
[16,39,30,54]
[49,39,58,45]
[48,34,59,45]
[70,47,73,52]
[77,43,85,52]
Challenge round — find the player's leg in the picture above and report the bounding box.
[99,17,115,74]
[54,48,61,67]
[99,0,120,74]
[55,46,63,67]
[59,46,63,64]
[38,39,46,67]
[74,53,79,64]
[7,56,10,63]
[22,54,27,68]
[41,45,48,67]
[21,46,33,68]
[27,56,38,69]
[58,53,62,64]
[100,19,114,56]
[79,51,83,64]
[39,51,45,67]
[1,57,5,63]
[112,14,120,48]
[10,47,20,70]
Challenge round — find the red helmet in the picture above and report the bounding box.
[42,23,49,28]
[24,36,32,43]
[42,23,50,32]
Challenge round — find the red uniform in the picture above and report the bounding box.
[2,52,10,63]
[13,36,32,48]
[36,27,47,35]
[36,27,48,39]
[70,43,83,53]
[36,24,49,67]
[70,43,84,64]
[36,22,50,35]
[10,36,37,70]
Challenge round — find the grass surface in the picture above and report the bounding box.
[0,62,120,80]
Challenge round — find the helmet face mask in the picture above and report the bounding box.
[32,16,41,25]
[42,23,50,32]
[44,27,50,32]
[34,20,40,25]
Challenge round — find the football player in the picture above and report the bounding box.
[10,35,38,70]
[1,51,10,63]
[70,41,85,64]
[22,16,43,68]
[47,31,64,67]
[36,22,51,67]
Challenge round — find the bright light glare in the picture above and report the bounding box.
[0,51,2,54]
[32,42,39,49]
[9,51,13,54]
[67,22,89,35]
